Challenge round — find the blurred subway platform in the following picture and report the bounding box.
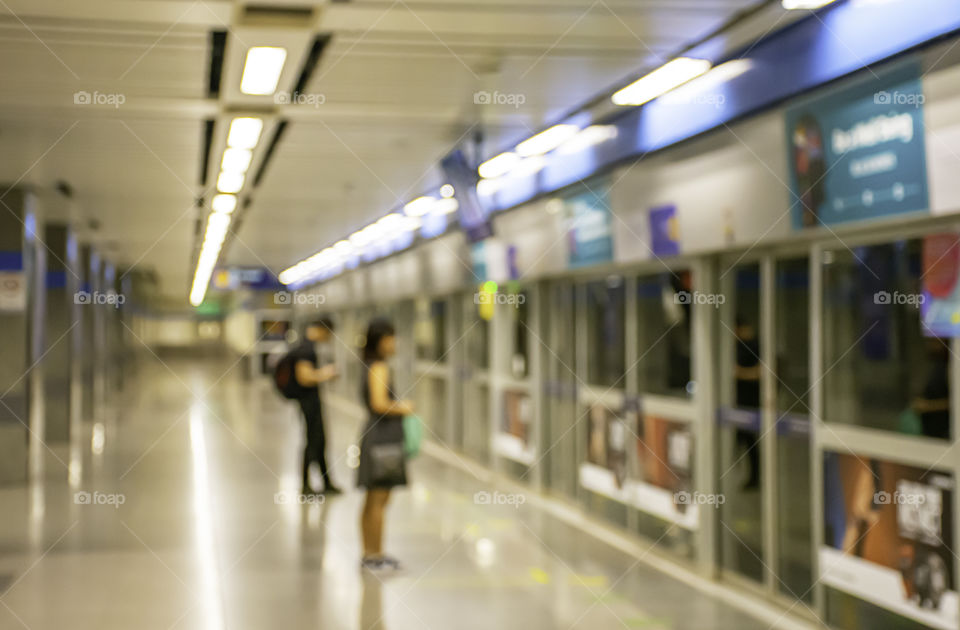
[0,355,811,630]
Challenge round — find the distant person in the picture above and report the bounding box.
[293,317,341,496]
[734,317,761,490]
[913,338,950,439]
[357,318,413,572]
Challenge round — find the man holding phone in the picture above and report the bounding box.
[293,317,341,496]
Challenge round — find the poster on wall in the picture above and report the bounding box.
[821,451,957,630]
[648,204,680,258]
[786,64,929,229]
[0,271,26,312]
[633,414,695,527]
[578,400,699,530]
[922,233,960,337]
[565,189,614,268]
[585,403,630,487]
[494,390,535,465]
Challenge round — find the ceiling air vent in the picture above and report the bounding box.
[240,4,316,27]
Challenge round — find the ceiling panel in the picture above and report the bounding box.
[0,0,781,302]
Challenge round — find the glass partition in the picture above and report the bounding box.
[719,262,765,583]
[823,238,951,439]
[415,297,448,363]
[585,276,626,388]
[774,257,813,602]
[635,270,693,398]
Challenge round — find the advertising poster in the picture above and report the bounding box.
[786,64,928,229]
[648,204,680,258]
[579,400,698,530]
[494,390,535,465]
[0,271,26,312]
[922,233,960,338]
[633,414,696,529]
[566,189,614,268]
[822,451,957,630]
[586,403,630,488]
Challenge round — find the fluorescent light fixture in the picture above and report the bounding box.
[698,59,754,84]
[476,178,502,198]
[211,194,237,214]
[221,148,253,174]
[556,125,618,155]
[657,59,754,107]
[217,171,244,194]
[240,47,287,95]
[189,285,207,306]
[190,213,233,305]
[514,155,545,177]
[378,213,403,226]
[434,198,459,214]
[204,214,231,245]
[227,117,263,149]
[612,57,713,107]
[516,124,580,157]
[478,152,520,179]
[782,0,839,8]
[439,184,455,198]
[349,226,375,249]
[404,196,436,217]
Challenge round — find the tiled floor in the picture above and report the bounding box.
[0,356,812,629]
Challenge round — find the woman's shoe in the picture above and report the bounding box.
[379,555,402,570]
[361,555,401,572]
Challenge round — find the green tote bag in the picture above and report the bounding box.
[403,414,423,458]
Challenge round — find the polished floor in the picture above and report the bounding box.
[0,355,811,629]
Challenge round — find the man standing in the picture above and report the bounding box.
[292,317,341,496]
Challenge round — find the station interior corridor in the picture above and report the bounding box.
[0,354,804,630]
[4,1,960,629]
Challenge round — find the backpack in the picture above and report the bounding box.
[274,351,302,399]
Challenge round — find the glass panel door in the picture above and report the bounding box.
[774,256,813,601]
[461,292,491,462]
[718,261,765,582]
[543,281,578,499]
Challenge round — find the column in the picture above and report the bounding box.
[0,188,45,483]
[42,222,74,444]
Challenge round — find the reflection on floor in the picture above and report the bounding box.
[0,357,811,629]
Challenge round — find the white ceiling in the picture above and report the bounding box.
[0,0,790,302]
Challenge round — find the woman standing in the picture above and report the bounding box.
[357,318,414,571]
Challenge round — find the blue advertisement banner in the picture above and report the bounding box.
[213,267,281,291]
[566,189,613,268]
[786,65,929,229]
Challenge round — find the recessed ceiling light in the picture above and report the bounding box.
[404,196,436,217]
[556,125,618,155]
[612,57,713,107]
[434,198,460,214]
[440,184,455,198]
[211,194,237,214]
[217,171,244,194]
[227,117,263,150]
[240,47,288,95]
[516,124,580,157]
[782,0,839,9]
[221,148,252,174]
[478,152,520,179]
